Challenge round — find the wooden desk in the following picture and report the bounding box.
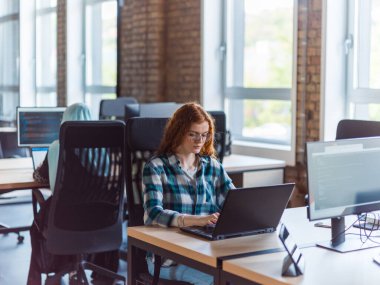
[221,207,380,285]
[223,154,286,188]
[222,245,380,285]
[128,226,284,285]
[0,157,49,239]
[0,158,47,192]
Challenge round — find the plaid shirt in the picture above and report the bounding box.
[143,154,235,227]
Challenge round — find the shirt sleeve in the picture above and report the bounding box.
[33,155,49,185]
[214,158,235,207]
[143,160,180,227]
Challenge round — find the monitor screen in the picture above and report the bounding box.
[17,107,66,147]
[307,137,380,221]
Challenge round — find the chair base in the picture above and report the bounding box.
[0,223,26,243]
[48,255,126,285]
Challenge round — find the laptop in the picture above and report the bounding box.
[180,183,295,240]
[30,147,48,170]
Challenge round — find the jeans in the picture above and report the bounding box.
[147,258,213,285]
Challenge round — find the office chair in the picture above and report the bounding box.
[336,119,380,140]
[44,121,126,284]
[124,103,140,121]
[123,105,226,162]
[124,102,180,121]
[99,97,138,120]
[208,111,226,163]
[125,117,191,285]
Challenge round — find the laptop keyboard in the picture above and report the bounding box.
[183,224,215,234]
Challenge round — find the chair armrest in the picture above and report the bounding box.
[32,189,47,217]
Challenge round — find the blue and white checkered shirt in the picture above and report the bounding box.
[143,154,235,227]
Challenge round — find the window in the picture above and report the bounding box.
[222,0,297,164]
[84,0,117,118]
[35,0,57,106]
[347,0,380,120]
[0,0,19,124]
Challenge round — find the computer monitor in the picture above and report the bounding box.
[307,136,380,252]
[17,107,66,147]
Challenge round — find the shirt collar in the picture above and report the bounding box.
[167,154,207,167]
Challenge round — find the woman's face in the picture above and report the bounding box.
[180,121,210,154]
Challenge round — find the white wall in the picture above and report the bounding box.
[66,0,84,106]
[320,0,347,141]
[201,0,224,111]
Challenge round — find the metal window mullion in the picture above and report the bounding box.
[0,85,20,92]
[86,0,113,6]
[36,86,56,93]
[92,4,102,85]
[0,14,18,23]
[225,87,291,100]
[35,6,56,16]
[350,88,380,104]
[232,0,244,87]
[85,85,115,94]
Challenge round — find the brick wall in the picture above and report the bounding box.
[165,0,201,103]
[285,0,322,207]
[118,0,200,103]
[118,0,166,102]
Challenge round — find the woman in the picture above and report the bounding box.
[33,102,92,189]
[143,102,235,285]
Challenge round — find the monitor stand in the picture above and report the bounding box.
[317,216,380,253]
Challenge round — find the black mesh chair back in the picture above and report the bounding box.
[208,111,226,163]
[99,97,138,120]
[125,117,168,227]
[46,121,126,284]
[336,119,380,140]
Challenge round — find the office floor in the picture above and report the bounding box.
[0,201,128,285]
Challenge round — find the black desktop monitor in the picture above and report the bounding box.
[307,136,380,252]
[17,107,66,147]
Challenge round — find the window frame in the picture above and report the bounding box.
[82,0,117,117]
[221,0,298,165]
[35,1,57,106]
[347,0,380,118]
[0,0,20,123]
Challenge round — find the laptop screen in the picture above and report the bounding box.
[17,107,65,147]
[31,147,48,170]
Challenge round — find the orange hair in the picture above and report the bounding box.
[157,102,216,157]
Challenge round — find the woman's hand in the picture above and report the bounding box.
[183,213,220,227]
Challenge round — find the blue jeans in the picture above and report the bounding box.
[147,258,213,285]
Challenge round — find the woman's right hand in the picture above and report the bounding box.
[183,213,220,227]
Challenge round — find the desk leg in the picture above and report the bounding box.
[128,238,138,285]
[220,270,260,285]
[128,237,147,285]
[228,173,243,188]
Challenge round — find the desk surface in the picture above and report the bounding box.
[223,154,286,173]
[223,207,380,285]
[223,244,380,285]
[0,157,48,191]
[128,225,282,268]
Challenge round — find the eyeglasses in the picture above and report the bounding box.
[187,131,211,143]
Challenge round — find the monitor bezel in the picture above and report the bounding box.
[307,136,380,221]
[17,106,66,147]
